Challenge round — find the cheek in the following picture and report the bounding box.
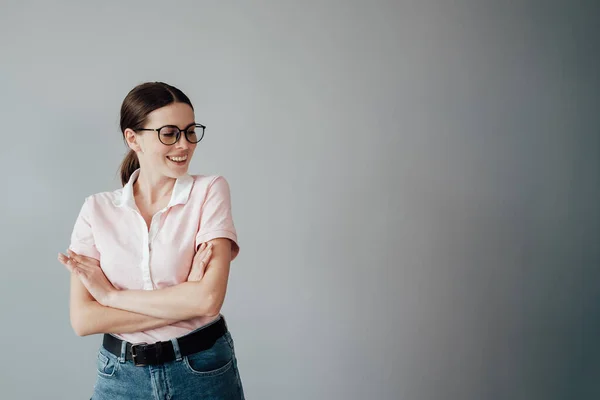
[156,149,170,158]
[146,144,169,158]
[139,137,166,155]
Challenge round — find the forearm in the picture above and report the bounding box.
[104,239,232,321]
[106,282,217,321]
[72,300,179,336]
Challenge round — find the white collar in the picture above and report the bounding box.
[115,168,194,209]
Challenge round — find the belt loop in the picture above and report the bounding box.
[170,338,182,361]
[119,340,127,363]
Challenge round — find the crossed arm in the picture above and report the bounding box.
[58,238,232,336]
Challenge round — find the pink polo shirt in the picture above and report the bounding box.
[68,169,239,344]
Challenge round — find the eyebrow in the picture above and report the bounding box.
[160,122,196,130]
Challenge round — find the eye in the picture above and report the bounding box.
[159,127,178,135]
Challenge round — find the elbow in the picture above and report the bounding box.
[70,307,94,337]
[71,316,91,337]
[199,292,223,318]
[205,305,222,319]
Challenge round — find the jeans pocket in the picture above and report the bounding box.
[183,336,234,377]
[96,348,118,377]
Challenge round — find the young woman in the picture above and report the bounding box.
[57,82,245,399]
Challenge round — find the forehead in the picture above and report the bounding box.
[145,102,195,128]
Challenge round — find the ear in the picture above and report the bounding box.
[124,128,142,152]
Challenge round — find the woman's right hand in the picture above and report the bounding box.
[187,242,213,282]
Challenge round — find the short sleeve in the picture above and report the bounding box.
[69,196,101,260]
[195,176,240,261]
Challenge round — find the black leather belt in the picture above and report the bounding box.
[102,317,228,366]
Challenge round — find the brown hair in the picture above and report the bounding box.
[118,82,194,186]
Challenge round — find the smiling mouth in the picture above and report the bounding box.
[166,155,188,163]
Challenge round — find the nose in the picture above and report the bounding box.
[175,133,191,150]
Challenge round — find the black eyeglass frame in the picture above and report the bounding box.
[135,123,206,145]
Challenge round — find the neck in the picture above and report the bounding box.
[133,169,176,205]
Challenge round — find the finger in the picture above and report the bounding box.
[67,250,88,268]
[58,253,77,270]
[60,257,83,277]
[193,249,206,263]
[58,254,75,273]
[196,243,207,254]
[68,258,93,275]
[77,254,100,266]
[67,249,93,264]
[189,268,203,281]
[66,249,80,261]
[71,257,96,270]
[199,242,213,253]
[68,250,100,267]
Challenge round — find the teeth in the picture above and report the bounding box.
[168,155,187,162]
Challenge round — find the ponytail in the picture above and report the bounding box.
[119,149,140,186]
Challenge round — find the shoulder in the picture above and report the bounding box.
[80,188,125,210]
[190,174,232,194]
[190,174,230,186]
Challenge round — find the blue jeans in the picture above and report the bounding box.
[91,329,245,399]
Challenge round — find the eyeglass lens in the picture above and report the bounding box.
[158,125,202,145]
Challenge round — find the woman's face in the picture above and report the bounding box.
[126,102,197,179]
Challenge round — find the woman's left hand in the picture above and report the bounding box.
[58,250,116,306]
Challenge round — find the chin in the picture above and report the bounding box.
[170,168,189,178]
[164,165,189,178]
[162,154,193,177]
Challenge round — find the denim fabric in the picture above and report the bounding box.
[91,330,244,400]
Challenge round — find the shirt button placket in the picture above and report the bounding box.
[142,227,153,291]
[146,210,165,290]
[134,210,152,291]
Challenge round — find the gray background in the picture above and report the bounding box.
[1,1,598,399]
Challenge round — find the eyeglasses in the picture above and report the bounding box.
[135,123,205,145]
